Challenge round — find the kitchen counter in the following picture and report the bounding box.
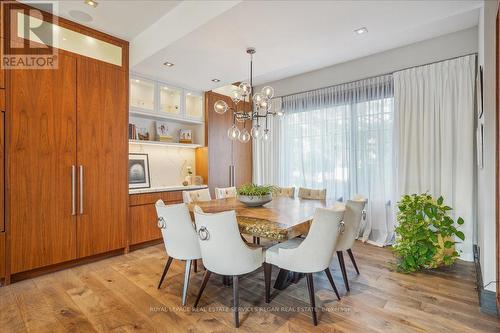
[129,185,207,195]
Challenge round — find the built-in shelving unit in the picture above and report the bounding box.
[129,73,205,147]
[129,139,202,149]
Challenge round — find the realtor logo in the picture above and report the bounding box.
[2,1,59,69]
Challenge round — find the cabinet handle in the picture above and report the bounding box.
[71,165,76,215]
[79,165,84,215]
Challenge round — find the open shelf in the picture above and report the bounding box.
[130,109,204,125]
[129,139,202,149]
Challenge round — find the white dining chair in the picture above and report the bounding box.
[192,206,264,328]
[214,186,237,199]
[182,188,212,203]
[298,187,327,200]
[264,207,344,326]
[334,197,367,292]
[155,200,202,306]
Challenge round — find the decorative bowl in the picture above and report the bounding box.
[238,194,273,207]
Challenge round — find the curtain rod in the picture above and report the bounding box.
[276,52,478,99]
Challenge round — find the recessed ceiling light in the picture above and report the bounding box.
[163,62,174,67]
[84,0,98,8]
[354,27,368,35]
[212,79,220,83]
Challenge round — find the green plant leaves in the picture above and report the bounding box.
[392,193,465,273]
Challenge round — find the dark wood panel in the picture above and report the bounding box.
[0,89,5,111]
[195,147,208,185]
[129,204,161,245]
[129,191,183,206]
[0,232,4,278]
[9,53,77,273]
[76,57,128,257]
[206,92,233,196]
[0,112,4,233]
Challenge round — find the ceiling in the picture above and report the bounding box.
[24,0,181,41]
[26,1,482,91]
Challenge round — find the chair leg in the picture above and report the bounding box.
[194,270,211,307]
[337,251,349,291]
[157,256,173,289]
[193,260,198,273]
[324,268,341,300]
[256,237,260,245]
[347,249,360,274]
[305,273,318,326]
[263,263,272,303]
[253,236,257,244]
[181,260,192,306]
[233,275,240,328]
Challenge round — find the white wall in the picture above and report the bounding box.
[129,144,196,188]
[477,0,498,293]
[257,27,478,97]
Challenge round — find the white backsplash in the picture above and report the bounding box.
[129,143,196,188]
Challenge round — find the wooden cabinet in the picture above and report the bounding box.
[129,191,183,245]
[10,53,78,273]
[76,58,128,257]
[8,42,128,275]
[205,91,252,196]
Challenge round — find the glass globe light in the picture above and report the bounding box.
[263,129,270,141]
[262,86,274,99]
[251,124,261,139]
[239,82,251,97]
[239,128,251,143]
[253,93,263,105]
[259,99,269,111]
[231,89,242,104]
[227,124,240,140]
[214,100,228,114]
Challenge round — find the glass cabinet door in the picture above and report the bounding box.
[159,84,182,115]
[185,92,204,119]
[130,78,155,111]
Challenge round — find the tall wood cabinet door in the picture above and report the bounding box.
[10,54,78,273]
[233,101,252,187]
[207,92,233,195]
[76,59,127,257]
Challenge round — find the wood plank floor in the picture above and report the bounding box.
[1,241,498,332]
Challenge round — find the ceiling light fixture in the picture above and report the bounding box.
[212,78,220,83]
[84,0,98,8]
[354,27,368,35]
[163,62,174,67]
[214,47,282,143]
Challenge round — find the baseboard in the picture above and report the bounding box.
[473,244,499,317]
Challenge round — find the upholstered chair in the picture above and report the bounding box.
[334,197,367,291]
[298,187,327,200]
[155,200,202,306]
[193,207,264,328]
[182,188,212,203]
[264,207,345,326]
[273,186,295,198]
[214,186,237,199]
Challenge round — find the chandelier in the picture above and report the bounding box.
[213,47,283,143]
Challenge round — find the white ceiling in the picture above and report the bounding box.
[26,1,482,91]
[24,0,181,41]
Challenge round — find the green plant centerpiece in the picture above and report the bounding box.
[392,193,465,273]
[237,184,277,207]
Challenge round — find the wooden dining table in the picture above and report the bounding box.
[188,196,338,289]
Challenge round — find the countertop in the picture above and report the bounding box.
[129,185,208,195]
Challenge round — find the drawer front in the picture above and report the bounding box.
[129,190,184,206]
[129,204,161,245]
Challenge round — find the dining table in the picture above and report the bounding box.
[188,196,338,289]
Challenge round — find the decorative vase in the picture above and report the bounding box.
[238,194,272,207]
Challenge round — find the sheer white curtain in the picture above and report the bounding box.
[279,75,394,246]
[253,98,282,185]
[393,55,475,261]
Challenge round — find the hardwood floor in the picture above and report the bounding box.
[1,241,498,332]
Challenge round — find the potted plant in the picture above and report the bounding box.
[392,193,465,273]
[237,184,277,207]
